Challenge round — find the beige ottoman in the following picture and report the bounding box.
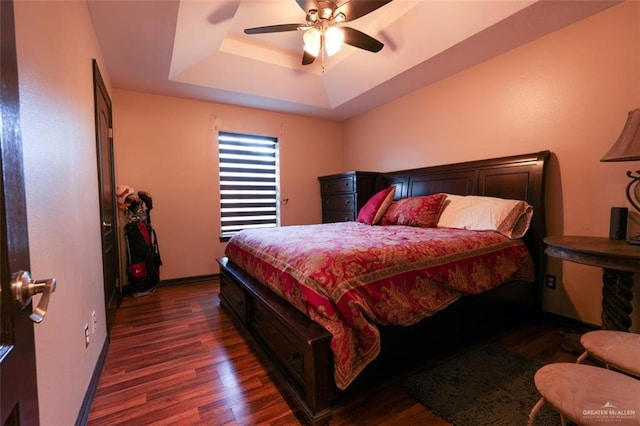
[529,363,640,425]
[578,330,640,377]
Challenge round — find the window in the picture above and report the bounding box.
[218,131,279,240]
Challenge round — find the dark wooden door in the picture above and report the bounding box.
[93,60,121,334]
[0,0,40,423]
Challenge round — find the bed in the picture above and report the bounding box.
[217,150,550,425]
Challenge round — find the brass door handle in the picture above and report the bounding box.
[11,271,57,323]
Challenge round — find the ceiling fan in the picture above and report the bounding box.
[244,0,393,66]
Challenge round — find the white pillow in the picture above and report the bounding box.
[437,194,533,239]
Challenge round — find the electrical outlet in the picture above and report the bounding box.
[545,274,556,289]
[92,310,97,333]
[84,324,90,348]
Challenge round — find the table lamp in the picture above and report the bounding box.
[601,108,640,243]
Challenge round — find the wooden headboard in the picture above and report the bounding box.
[379,150,551,289]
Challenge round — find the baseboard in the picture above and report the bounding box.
[158,274,218,286]
[540,310,600,332]
[75,336,109,426]
[121,274,219,291]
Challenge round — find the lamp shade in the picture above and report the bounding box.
[303,28,321,57]
[325,27,344,56]
[601,108,640,162]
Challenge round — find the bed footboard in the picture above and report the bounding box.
[217,257,334,426]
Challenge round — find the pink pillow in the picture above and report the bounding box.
[357,186,396,225]
[381,193,447,227]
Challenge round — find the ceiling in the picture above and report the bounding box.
[87,0,619,121]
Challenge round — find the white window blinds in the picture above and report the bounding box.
[218,132,279,239]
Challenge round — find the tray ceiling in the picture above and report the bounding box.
[87,0,619,120]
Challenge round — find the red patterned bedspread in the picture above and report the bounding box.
[224,222,534,389]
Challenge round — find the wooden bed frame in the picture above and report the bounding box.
[217,150,550,425]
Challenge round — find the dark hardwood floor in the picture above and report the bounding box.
[87,280,579,425]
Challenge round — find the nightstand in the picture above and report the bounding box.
[318,171,378,223]
[544,236,640,331]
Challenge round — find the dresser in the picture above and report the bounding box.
[318,171,379,223]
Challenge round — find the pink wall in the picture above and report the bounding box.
[13,0,636,422]
[15,0,113,423]
[113,90,344,280]
[343,2,640,329]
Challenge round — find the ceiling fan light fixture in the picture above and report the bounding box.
[325,26,344,56]
[243,0,391,67]
[303,27,321,57]
[306,9,318,24]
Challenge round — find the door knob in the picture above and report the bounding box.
[11,271,57,323]
[102,221,112,228]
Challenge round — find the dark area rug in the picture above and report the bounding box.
[401,342,561,425]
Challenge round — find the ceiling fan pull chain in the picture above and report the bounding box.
[321,39,326,73]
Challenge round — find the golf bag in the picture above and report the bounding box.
[123,191,161,295]
[125,221,161,295]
